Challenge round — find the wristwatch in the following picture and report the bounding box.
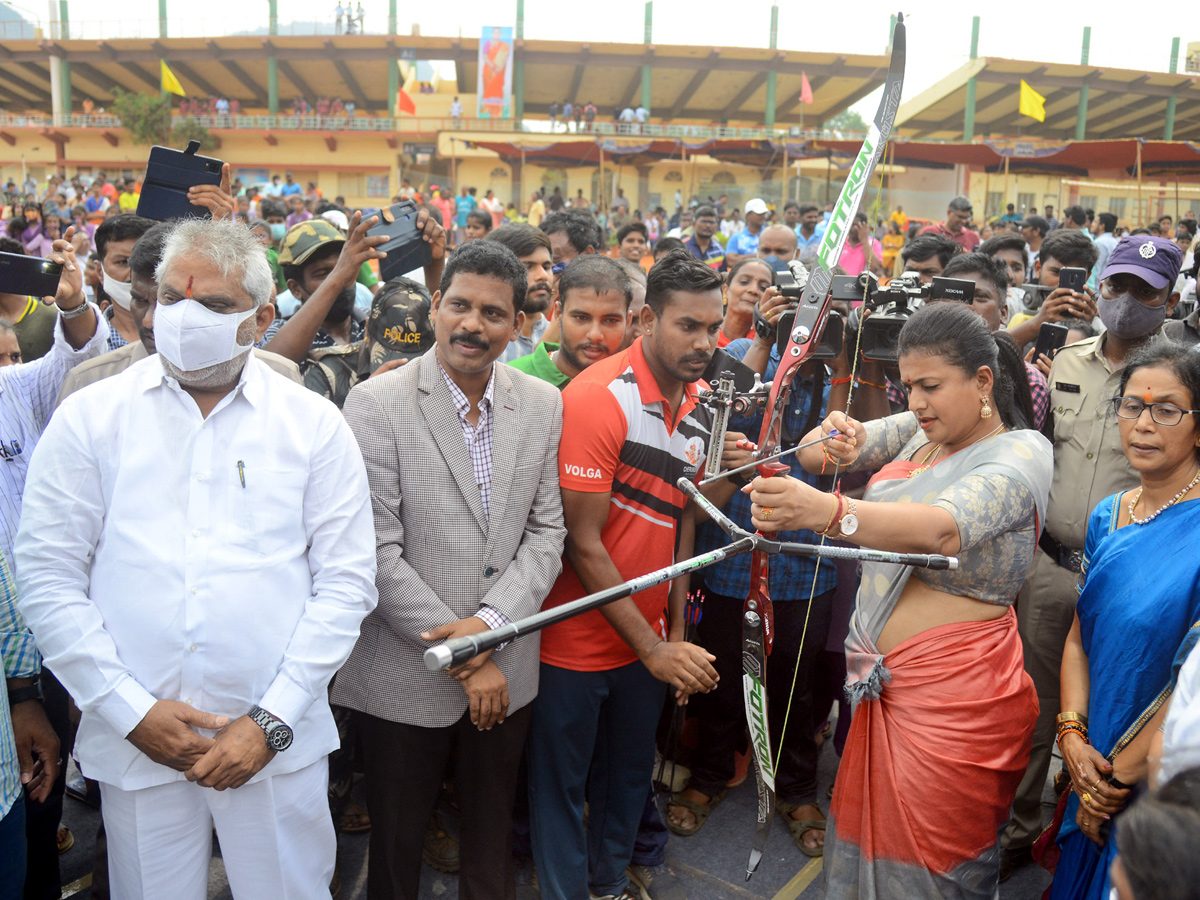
[58,299,91,319]
[839,498,860,537]
[248,706,293,752]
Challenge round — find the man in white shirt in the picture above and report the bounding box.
[15,219,377,900]
[0,230,106,899]
[0,231,109,567]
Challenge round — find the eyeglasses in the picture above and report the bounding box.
[1110,396,1200,426]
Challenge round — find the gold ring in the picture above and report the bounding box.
[762,506,773,519]
[1080,791,1092,804]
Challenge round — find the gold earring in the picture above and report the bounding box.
[981,396,993,419]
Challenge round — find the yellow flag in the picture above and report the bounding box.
[161,61,186,97]
[1019,79,1046,122]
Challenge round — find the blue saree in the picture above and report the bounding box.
[1049,493,1200,900]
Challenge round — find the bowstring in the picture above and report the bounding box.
[772,140,889,775]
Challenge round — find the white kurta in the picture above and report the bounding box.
[15,352,378,790]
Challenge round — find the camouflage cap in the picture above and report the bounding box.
[366,276,436,372]
[277,218,345,267]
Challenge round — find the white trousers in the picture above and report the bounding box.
[100,760,335,900]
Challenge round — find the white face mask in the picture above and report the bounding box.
[153,297,258,373]
[102,269,133,310]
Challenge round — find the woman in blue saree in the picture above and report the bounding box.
[1050,342,1200,900]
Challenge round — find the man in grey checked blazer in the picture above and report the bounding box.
[334,241,566,900]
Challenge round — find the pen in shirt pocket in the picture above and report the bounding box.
[237,460,246,489]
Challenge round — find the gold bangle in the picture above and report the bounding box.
[1056,712,1089,727]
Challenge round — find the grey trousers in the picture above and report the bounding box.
[1002,547,1079,850]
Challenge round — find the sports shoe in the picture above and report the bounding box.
[590,884,641,900]
[627,864,687,900]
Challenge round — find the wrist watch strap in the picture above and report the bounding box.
[752,303,776,342]
[7,683,43,705]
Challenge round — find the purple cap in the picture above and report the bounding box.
[1100,235,1183,290]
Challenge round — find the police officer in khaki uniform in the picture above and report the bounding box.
[1000,235,1184,879]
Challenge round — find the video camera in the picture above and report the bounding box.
[840,271,976,363]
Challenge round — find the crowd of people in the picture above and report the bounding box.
[2,160,1200,900]
[545,101,602,133]
[333,2,367,35]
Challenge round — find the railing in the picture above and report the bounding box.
[0,18,381,41]
[0,113,869,143]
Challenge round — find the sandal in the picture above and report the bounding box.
[57,826,74,854]
[666,788,727,837]
[777,800,826,858]
[339,799,371,834]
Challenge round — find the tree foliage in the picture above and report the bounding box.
[111,89,217,151]
[825,110,869,132]
[170,117,218,152]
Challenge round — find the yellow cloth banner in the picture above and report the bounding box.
[1019,80,1046,122]
[161,61,186,97]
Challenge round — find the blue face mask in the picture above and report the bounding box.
[761,254,790,274]
[269,223,286,241]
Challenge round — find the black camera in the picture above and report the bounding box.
[843,272,976,363]
[767,261,844,361]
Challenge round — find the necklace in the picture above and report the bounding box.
[1127,467,1200,525]
[908,424,1005,479]
[907,442,942,478]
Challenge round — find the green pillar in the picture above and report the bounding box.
[1165,36,1180,140]
[59,1,72,113]
[157,0,168,99]
[388,0,398,119]
[1075,27,1091,141]
[268,0,279,114]
[514,0,525,119]
[963,16,979,141]
[640,2,652,113]
[764,5,778,130]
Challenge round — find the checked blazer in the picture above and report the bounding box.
[332,348,566,727]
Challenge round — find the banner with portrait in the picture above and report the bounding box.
[477,26,513,119]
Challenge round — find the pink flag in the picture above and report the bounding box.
[800,71,813,105]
